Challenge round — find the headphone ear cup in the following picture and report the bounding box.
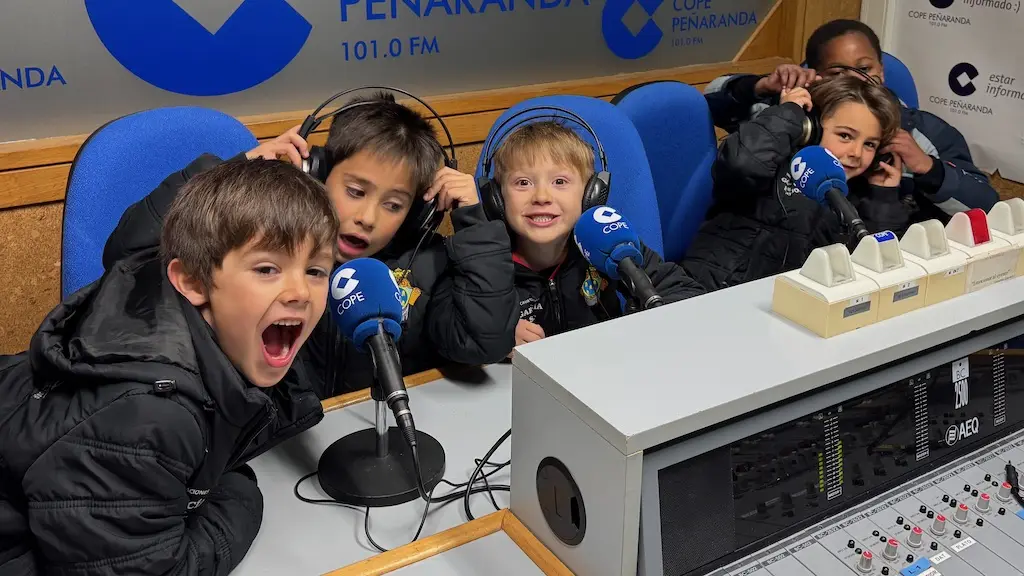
[582,171,611,211]
[801,110,824,146]
[478,177,506,222]
[304,146,333,183]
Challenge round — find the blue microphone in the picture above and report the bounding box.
[329,258,417,447]
[790,145,868,244]
[573,206,663,309]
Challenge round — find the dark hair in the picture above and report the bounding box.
[161,158,340,289]
[324,91,445,195]
[805,19,883,71]
[808,75,902,145]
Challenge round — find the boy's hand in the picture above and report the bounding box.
[883,129,934,175]
[868,153,904,188]
[780,87,813,111]
[514,319,545,347]
[424,167,480,211]
[245,125,309,168]
[756,65,820,96]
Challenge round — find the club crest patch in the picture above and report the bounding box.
[391,268,421,321]
[581,266,607,307]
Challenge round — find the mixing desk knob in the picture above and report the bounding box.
[883,538,899,561]
[998,481,1013,502]
[977,493,991,513]
[954,503,970,524]
[907,526,923,548]
[857,550,874,573]
[931,514,947,536]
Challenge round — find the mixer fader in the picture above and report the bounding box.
[706,429,1024,575]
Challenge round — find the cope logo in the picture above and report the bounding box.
[930,0,955,8]
[602,0,664,59]
[593,206,623,224]
[790,157,808,181]
[84,0,312,96]
[331,267,360,301]
[949,62,980,97]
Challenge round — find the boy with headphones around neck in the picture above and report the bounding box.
[105,90,518,398]
[702,19,998,224]
[482,121,704,348]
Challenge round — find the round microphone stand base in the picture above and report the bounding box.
[318,427,446,507]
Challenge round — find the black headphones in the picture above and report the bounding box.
[476,106,611,223]
[297,86,458,244]
[796,66,893,172]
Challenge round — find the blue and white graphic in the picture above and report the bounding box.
[84,0,312,96]
[602,0,664,59]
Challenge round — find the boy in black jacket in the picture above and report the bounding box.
[683,75,904,291]
[302,92,517,395]
[0,159,339,574]
[489,121,704,347]
[704,19,999,224]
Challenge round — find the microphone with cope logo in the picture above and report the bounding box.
[573,206,664,310]
[790,146,869,246]
[319,258,445,509]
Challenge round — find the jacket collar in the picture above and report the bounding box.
[31,249,268,428]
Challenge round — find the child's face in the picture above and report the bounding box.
[819,32,884,84]
[325,150,417,262]
[819,101,882,180]
[201,238,334,388]
[501,155,585,251]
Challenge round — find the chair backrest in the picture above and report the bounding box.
[62,106,258,299]
[612,81,716,262]
[476,95,664,256]
[882,51,919,109]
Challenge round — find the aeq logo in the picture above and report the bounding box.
[602,0,664,59]
[84,0,312,96]
[331,267,360,301]
[949,62,980,97]
[930,0,955,8]
[790,157,808,181]
[593,206,623,224]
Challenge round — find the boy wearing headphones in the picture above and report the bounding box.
[485,121,704,348]
[105,91,518,397]
[703,19,998,224]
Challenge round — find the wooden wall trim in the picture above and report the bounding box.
[0,58,787,211]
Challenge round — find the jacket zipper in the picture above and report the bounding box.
[225,405,276,472]
[548,278,564,331]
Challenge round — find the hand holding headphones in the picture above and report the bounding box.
[245,125,310,167]
[424,167,480,211]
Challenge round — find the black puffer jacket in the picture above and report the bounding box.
[0,194,324,573]
[307,202,518,396]
[681,102,913,291]
[515,242,705,337]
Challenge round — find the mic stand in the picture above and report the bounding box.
[317,383,446,508]
[619,258,664,310]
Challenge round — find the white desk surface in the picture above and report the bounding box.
[235,363,514,575]
[390,532,545,575]
[513,275,1024,456]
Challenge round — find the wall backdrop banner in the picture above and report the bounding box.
[890,0,1024,182]
[0,0,773,142]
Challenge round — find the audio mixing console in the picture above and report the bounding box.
[693,337,1024,576]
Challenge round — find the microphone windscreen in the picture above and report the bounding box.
[789,145,849,203]
[328,258,403,349]
[573,206,643,279]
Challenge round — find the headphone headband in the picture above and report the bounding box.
[820,64,882,86]
[299,86,457,166]
[480,105,608,177]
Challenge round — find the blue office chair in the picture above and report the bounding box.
[611,81,716,263]
[882,51,919,109]
[62,106,258,299]
[476,95,664,257]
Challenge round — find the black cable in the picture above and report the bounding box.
[465,429,512,521]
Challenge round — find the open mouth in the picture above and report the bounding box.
[261,319,303,368]
[338,234,370,256]
[526,214,559,227]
